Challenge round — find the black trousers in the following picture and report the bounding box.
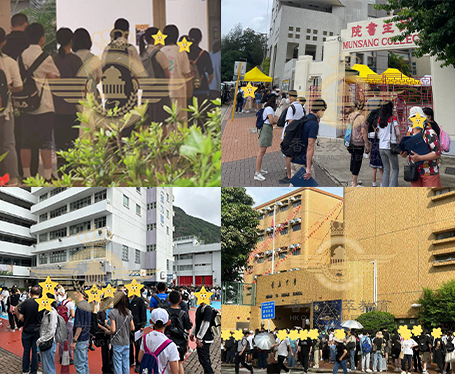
[101,339,114,374]
[277,354,290,373]
[226,350,236,364]
[434,350,445,373]
[15,115,39,177]
[402,354,412,372]
[54,113,79,174]
[130,332,141,365]
[350,145,365,176]
[8,311,18,329]
[197,342,214,374]
[235,352,253,373]
[413,352,422,371]
[300,351,310,372]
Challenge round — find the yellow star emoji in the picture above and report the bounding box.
[177,37,192,53]
[87,284,101,303]
[233,329,243,341]
[35,293,53,312]
[194,286,214,305]
[334,328,346,341]
[410,112,426,129]
[432,327,442,339]
[125,278,144,298]
[412,325,423,337]
[277,329,288,341]
[289,329,299,341]
[39,276,58,294]
[299,329,308,340]
[152,30,167,46]
[241,82,258,99]
[101,284,115,299]
[308,328,319,340]
[398,325,412,341]
[221,330,231,341]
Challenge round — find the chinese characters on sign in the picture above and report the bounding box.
[261,301,276,320]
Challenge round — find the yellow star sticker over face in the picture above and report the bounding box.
[35,293,53,312]
[308,328,319,340]
[334,329,346,341]
[194,286,213,305]
[412,325,423,337]
[39,276,58,294]
[411,112,426,129]
[299,329,309,340]
[233,329,243,341]
[152,30,167,46]
[177,37,192,53]
[87,284,101,303]
[277,329,288,341]
[101,284,115,299]
[241,82,258,99]
[289,329,299,341]
[432,327,442,339]
[398,325,412,341]
[125,278,144,298]
[221,330,231,341]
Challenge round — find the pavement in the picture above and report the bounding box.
[184,336,222,374]
[221,105,455,187]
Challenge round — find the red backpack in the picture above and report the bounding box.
[57,300,70,323]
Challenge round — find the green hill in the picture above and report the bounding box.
[173,206,220,244]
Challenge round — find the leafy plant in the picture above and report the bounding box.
[388,52,412,77]
[417,280,455,329]
[24,98,221,187]
[356,311,396,332]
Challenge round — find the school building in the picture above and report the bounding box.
[222,187,455,332]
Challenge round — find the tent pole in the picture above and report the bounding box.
[231,62,242,122]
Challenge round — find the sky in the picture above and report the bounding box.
[173,188,221,226]
[221,0,273,36]
[245,187,344,207]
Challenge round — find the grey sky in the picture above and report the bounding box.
[221,0,272,36]
[173,188,221,226]
[245,187,343,207]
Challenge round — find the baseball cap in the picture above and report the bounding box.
[151,308,169,325]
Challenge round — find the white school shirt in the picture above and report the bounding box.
[161,44,191,99]
[0,54,22,120]
[378,116,399,150]
[263,106,274,124]
[402,339,417,355]
[276,338,290,356]
[140,330,179,374]
[282,101,305,139]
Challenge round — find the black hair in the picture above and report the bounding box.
[30,286,41,296]
[157,282,166,292]
[114,291,130,317]
[56,27,73,58]
[73,28,92,52]
[354,100,364,111]
[163,25,179,45]
[11,286,18,294]
[113,18,129,40]
[264,96,276,110]
[0,28,5,47]
[169,290,181,305]
[300,97,306,105]
[281,92,287,99]
[154,320,166,329]
[189,28,202,44]
[11,13,28,28]
[378,101,394,128]
[373,87,380,94]
[26,23,45,44]
[423,107,440,138]
[310,98,327,113]
[139,27,159,56]
[212,40,220,53]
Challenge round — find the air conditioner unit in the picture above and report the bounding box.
[276,202,283,206]
[289,219,295,224]
[295,195,301,200]
[289,197,296,201]
[295,218,301,223]
[266,227,272,232]
[295,243,301,248]
[289,244,295,249]
[258,209,264,214]
[106,199,111,205]
[265,207,272,211]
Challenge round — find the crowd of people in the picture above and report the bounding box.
[222,326,455,374]
[0,281,218,374]
[0,12,221,185]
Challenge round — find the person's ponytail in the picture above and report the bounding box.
[139,33,146,56]
[58,45,66,58]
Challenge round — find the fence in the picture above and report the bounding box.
[222,281,256,306]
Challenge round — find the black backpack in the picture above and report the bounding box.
[237,90,243,101]
[12,52,48,113]
[165,309,188,345]
[446,338,454,353]
[419,336,429,352]
[152,294,170,313]
[141,49,167,80]
[277,104,295,128]
[224,336,233,349]
[0,69,8,113]
[280,116,312,158]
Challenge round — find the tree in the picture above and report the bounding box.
[261,57,271,76]
[417,280,455,329]
[388,52,412,76]
[221,24,268,81]
[375,0,455,68]
[356,311,396,332]
[221,188,259,282]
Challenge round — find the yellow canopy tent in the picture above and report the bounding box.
[243,66,273,82]
[350,64,382,84]
[381,68,421,86]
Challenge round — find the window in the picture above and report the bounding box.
[167,259,170,271]
[293,248,301,256]
[69,221,91,235]
[296,27,301,32]
[94,190,107,203]
[323,31,327,35]
[280,227,288,235]
[136,188,141,193]
[268,211,274,217]
[39,213,48,223]
[50,188,67,197]
[39,193,48,202]
[293,223,301,231]
[195,263,210,267]
[147,244,156,252]
[288,33,293,38]
[329,32,333,36]
[147,202,156,210]
[136,204,141,216]
[122,245,129,261]
[167,226,170,235]
[292,200,301,208]
[49,228,67,240]
[50,250,66,263]
[307,28,311,34]
[147,223,156,231]
[279,253,286,259]
[323,37,326,42]
[435,230,455,241]
[39,253,48,264]
[258,214,264,220]
[135,249,140,264]
[313,29,318,34]
[39,233,48,243]
[94,216,106,229]
[289,26,293,31]
[179,254,193,260]
[50,205,67,219]
[166,210,169,219]
[435,188,455,196]
[178,265,193,271]
[296,34,300,39]
[306,35,310,40]
[313,36,317,41]
[123,195,129,208]
[69,246,84,259]
[70,196,91,212]
[166,193,170,202]
[258,257,265,264]
[280,205,288,212]
[258,235,265,242]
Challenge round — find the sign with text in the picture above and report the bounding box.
[261,301,275,320]
[234,61,246,78]
[340,16,419,52]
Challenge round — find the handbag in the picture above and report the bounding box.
[9,305,15,314]
[389,118,400,154]
[399,350,404,359]
[39,338,54,352]
[404,164,419,182]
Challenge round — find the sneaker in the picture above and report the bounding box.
[11,328,15,332]
[279,176,291,184]
[135,364,140,373]
[260,169,268,174]
[254,172,266,181]
[70,359,74,365]
[401,372,406,374]
[366,370,372,373]
[395,368,401,372]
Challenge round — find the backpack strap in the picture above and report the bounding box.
[154,338,173,356]
[143,333,151,355]
[21,52,49,81]
[191,49,204,64]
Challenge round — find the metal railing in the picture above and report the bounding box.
[222,282,256,306]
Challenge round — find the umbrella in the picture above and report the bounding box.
[254,333,276,350]
[341,320,364,329]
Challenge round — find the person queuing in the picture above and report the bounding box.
[128,288,147,373]
[36,293,59,374]
[6,286,20,331]
[235,330,254,374]
[366,107,383,187]
[296,331,313,373]
[70,288,92,374]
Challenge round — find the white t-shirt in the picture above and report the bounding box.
[276,338,290,356]
[161,45,191,99]
[0,54,22,120]
[64,300,75,323]
[140,330,179,374]
[282,101,305,139]
[263,106,274,124]
[21,45,60,115]
[402,339,417,355]
[247,334,254,350]
[378,116,399,149]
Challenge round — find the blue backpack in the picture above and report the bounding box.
[362,337,372,353]
[256,108,266,130]
[139,333,173,374]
